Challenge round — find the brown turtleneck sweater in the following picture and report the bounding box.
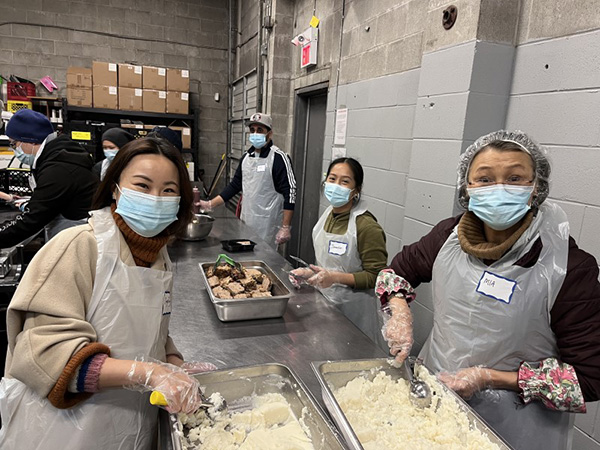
[111,203,170,267]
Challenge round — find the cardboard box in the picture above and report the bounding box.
[121,123,148,138]
[166,68,190,92]
[67,67,92,88]
[166,91,189,114]
[143,66,166,90]
[92,61,117,86]
[67,87,92,107]
[119,87,143,111]
[142,89,166,113]
[93,85,118,109]
[118,64,142,88]
[169,125,192,149]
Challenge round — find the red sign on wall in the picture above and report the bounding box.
[301,43,312,67]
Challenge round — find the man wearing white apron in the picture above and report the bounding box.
[197,113,297,248]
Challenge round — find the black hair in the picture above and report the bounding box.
[325,157,364,193]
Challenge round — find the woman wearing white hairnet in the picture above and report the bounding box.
[377,130,600,450]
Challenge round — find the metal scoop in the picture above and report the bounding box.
[404,358,432,408]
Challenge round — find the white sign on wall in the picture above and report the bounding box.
[334,108,348,146]
[332,147,346,160]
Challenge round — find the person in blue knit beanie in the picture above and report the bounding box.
[2,109,99,246]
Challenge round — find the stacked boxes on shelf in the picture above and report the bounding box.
[166,68,190,114]
[92,62,118,109]
[118,64,143,111]
[66,67,92,107]
[142,66,167,113]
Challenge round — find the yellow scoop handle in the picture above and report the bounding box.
[150,391,168,406]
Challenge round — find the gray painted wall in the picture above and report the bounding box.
[0,0,228,187]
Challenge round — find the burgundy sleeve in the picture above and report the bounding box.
[551,238,600,402]
[388,216,460,289]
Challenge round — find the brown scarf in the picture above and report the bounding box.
[457,211,534,262]
[111,203,170,267]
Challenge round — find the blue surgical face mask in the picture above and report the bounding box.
[467,184,534,231]
[115,186,180,237]
[103,149,118,162]
[249,133,267,149]
[14,145,36,166]
[324,182,353,208]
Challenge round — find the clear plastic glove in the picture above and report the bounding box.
[438,366,493,399]
[289,267,315,289]
[275,225,292,244]
[196,199,212,213]
[307,265,337,289]
[126,359,202,414]
[381,295,413,364]
[180,361,218,374]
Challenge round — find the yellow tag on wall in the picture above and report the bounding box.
[71,131,91,140]
[310,16,320,28]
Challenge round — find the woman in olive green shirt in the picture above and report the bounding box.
[291,157,388,348]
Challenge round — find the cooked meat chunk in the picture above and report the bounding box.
[207,276,220,288]
[227,282,245,295]
[214,264,232,278]
[212,286,232,299]
[206,266,215,277]
[251,291,272,298]
[258,276,272,292]
[219,276,232,287]
[233,293,249,299]
[244,268,263,283]
[239,277,257,290]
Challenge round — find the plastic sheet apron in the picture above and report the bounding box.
[0,207,173,450]
[313,205,387,351]
[44,215,88,241]
[240,146,284,248]
[420,202,572,450]
[100,158,110,180]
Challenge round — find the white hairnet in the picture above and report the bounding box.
[457,130,550,210]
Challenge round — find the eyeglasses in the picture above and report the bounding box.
[468,176,535,188]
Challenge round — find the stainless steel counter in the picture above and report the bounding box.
[166,208,386,397]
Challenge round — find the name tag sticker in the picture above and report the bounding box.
[476,271,516,304]
[162,291,172,315]
[328,240,348,256]
[257,165,266,172]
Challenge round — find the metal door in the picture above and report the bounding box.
[289,90,327,264]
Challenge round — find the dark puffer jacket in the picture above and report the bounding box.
[0,134,99,248]
[388,214,600,402]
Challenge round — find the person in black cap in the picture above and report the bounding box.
[146,126,183,152]
[92,128,134,180]
[1,109,99,247]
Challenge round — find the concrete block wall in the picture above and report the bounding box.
[0,0,228,189]
[506,27,600,448]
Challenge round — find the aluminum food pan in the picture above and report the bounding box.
[311,358,512,450]
[199,260,291,321]
[162,363,347,450]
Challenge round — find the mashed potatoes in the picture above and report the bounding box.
[333,370,500,450]
[177,392,315,450]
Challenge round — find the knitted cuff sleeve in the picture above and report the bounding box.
[47,343,111,409]
[375,268,416,306]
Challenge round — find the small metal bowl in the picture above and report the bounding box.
[179,214,214,241]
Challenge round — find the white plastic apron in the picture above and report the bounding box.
[421,202,572,450]
[100,159,110,180]
[240,146,284,248]
[313,205,387,352]
[44,215,88,241]
[0,207,173,450]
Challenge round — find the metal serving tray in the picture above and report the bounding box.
[311,358,512,450]
[199,260,292,321]
[163,363,347,450]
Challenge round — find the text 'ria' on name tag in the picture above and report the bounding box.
[328,240,348,256]
[476,271,516,304]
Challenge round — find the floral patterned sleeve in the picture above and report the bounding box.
[518,358,586,413]
[375,268,416,306]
